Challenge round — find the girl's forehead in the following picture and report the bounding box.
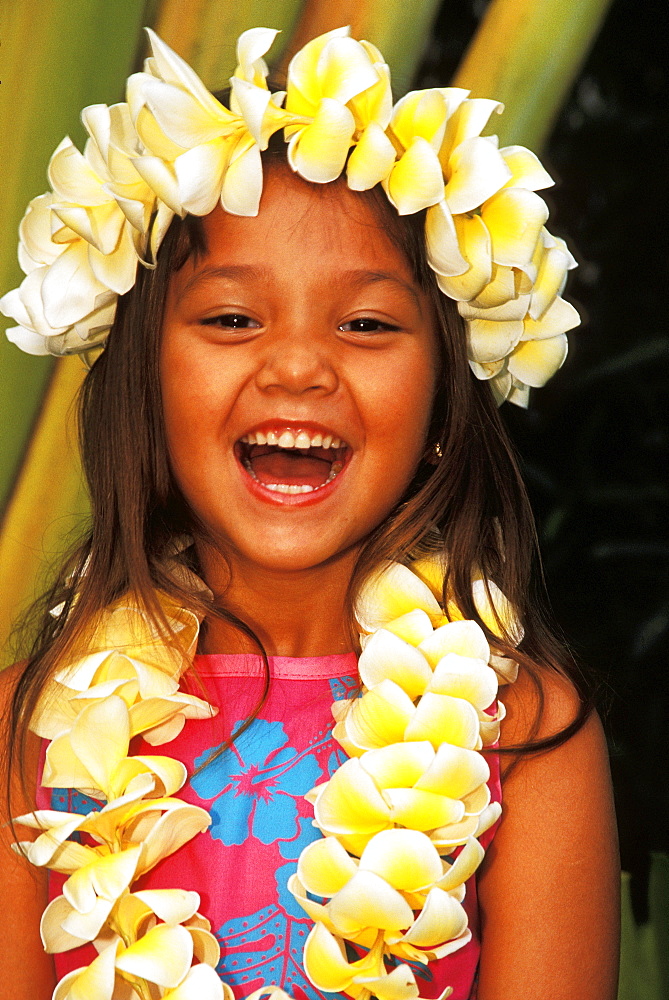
[198,167,413,271]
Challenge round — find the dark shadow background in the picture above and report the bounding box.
[418,0,669,919]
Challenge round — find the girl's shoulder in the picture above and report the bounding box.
[0,659,41,807]
[0,661,57,996]
[500,661,585,751]
[476,663,620,999]
[0,660,26,736]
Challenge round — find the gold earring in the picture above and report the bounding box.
[434,442,443,459]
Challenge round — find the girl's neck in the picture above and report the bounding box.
[196,543,357,657]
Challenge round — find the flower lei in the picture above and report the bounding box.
[15,557,519,1000]
[0,26,579,406]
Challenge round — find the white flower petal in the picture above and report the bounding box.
[4,325,52,355]
[444,136,511,215]
[416,742,490,800]
[465,315,524,364]
[419,619,490,666]
[329,869,414,935]
[501,145,554,191]
[359,829,442,891]
[481,188,549,268]
[425,201,467,277]
[48,138,107,205]
[523,294,580,339]
[317,36,381,107]
[88,224,139,295]
[434,214,492,301]
[175,140,229,216]
[358,629,432,699]
[391,89,448,152]
[440,97,504,165]
[385,138,444,215]
[288,99,355,183]
[347,123,397,190]
[220,141,263,217]
[508,334,568,387]
[141,77,232,148]
[234,27,279,85]
[145,28,224,116]
[116,923,193,988]
[41,242,108,328]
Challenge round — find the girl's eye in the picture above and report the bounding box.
[339,318,400,333]
[201,313,261,330]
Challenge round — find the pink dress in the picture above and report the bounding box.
[41,653,501,1000]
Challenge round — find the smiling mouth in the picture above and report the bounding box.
[236,429,350,494]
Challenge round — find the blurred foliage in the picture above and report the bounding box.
[419,0,669,917]
[619,855,669,999]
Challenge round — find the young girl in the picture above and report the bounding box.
[0,26,619,1000]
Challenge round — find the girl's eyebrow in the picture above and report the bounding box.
[181,264,268,295]
[181,265,423,313]
[342,269,423,313]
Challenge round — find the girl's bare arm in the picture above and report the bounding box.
[0,664,56,1000]
[477,668,620,1000]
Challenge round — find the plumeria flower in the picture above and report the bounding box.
[47,136,143,298]
[34,666,215,748]
[356,561,446,634]
[303,923,455,1000]
[84,101,175,261]
[311,738,491,854]
[356,558,520,648]
[53,937,225,1000]
[0,188,117,356]
[229,28,307,155]
[50,892,223,997]
[293,830,478,991]
[19,797,212,951]
[17,791,210,882]
[426,140,550,299]
[385,89,460,215]
[345,40,395,191]
[284,27,386,183]
[127,29,274,217]
[403,554,523,645]
[38,692,210,799]
[32,596,215,746]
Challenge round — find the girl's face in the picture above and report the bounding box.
[160,167,439,578]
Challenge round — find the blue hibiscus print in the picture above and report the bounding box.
[275,817,322,919]
[191,719,322,846]
[328,674,357,703]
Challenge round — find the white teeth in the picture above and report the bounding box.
[242,453,345,493]
[240,430,347,449]
[265,483,315,494]
[278,430,296,448]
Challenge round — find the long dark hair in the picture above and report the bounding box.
[5,159,595,805]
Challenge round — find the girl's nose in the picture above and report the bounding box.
[254,329,339,396]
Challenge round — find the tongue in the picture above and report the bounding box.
[250,450,332,487]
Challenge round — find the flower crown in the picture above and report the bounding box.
[0,26,580,407]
